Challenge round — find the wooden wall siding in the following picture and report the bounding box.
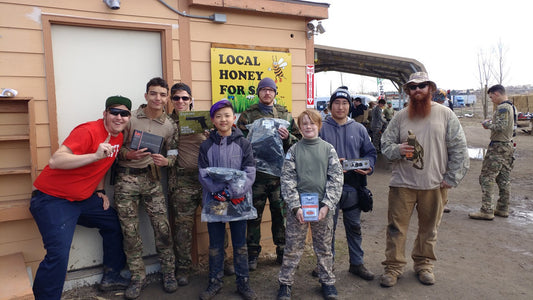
[0,0,327,272]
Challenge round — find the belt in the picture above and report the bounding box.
[31,189,42,198]
[489,141,512,146]
[116,166,150,175]
[177,168,198,176]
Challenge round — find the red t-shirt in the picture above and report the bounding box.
[33,119,123,201]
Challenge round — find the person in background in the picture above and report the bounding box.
[237,77,300,270]
[318,87,377,282]
[114,77,179,299]
[350,97,368,124]
[30,96,132,300]
[380,72,469,287]
[383,101,395,123]
[277,109,343,300]
[469,84,516,220]
[198,100,257,300]
[370,99,387,153]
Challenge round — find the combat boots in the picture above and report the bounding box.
[494,209,509,217]
[199,278,223,300]
[162,271,178,293]
[277,284,292,300]
[124,278,146,299]
[236,277,257,300]
[468,210,494,220]
[98,267,129,291]
[248,256,258,271]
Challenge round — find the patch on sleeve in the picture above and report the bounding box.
[285,152,292,160]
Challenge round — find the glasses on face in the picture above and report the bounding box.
[172,96,191,102]
[260,88,276,93]
[408,82,429,91]
[107,107,131,117]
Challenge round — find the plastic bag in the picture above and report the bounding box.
[201,167,258,222]
[245,118,290,177]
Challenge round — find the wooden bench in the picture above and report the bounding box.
[0,252,33,300]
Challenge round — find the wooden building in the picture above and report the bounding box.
[0,0,328,296]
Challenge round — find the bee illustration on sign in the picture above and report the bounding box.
[269,56,288,83]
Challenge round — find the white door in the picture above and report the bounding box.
[51,24,162,271]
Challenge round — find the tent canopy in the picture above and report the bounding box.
[314,44,426,90]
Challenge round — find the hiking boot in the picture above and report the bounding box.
[98,268,129,291]
[349,264,375,281]
[236,277,257,300]
[311,266,319,277]
[162,271,177,293]
[124,279,146,300]
[199,278,223,300]
[224,261,235,276]
[177,274,189,286]
[321,284,338,300]
[276,253,284,265]
[277,284,292,300]
[248,256,258,271]
[468,210,494,220]
[417,269,435,285]
[494,209,509,218]
[380,272,398,288]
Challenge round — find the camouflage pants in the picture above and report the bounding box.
[246,174,286,257]
[479,143,514,213]
[372,129,382,152]
[169,172,202,273]
[278,210,335,285]
[114,172,175,281]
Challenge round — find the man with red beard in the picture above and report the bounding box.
[379,72,469,288]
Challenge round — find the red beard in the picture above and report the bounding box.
[408,92,432,119]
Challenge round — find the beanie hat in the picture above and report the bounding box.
[329,88,351,109]
[105,95,132,111]
[257,77,277,93]
[210,99,234,119]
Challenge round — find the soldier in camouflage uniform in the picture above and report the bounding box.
[277,110,343,300]
[236,77,300,269]
[167,83,205,286]
[469,84,516,220]
[380,72,469,288]
[114,77,179,299]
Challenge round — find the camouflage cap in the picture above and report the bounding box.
[402,72,437,93]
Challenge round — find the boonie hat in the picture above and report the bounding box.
[402,72,437,93]
[106,95,132,111]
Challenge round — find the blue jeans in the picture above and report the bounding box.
[333,190,364,265]
[30,190,126,300]
[207,220,249,281]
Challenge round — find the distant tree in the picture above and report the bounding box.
[477,49,492,119]
[492,39,509,85]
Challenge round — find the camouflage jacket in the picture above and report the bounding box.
[487,101,516,142]
[281,138,343,211]
[237,103,300,152]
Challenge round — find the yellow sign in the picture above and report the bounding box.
[211,48,292,113]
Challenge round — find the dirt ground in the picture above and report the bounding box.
[64,107,533,300]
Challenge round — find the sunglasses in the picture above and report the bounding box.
[172,96,191,101]
[408,82,429,91]
[107,107,131,117]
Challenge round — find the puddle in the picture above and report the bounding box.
[468,147,486,160]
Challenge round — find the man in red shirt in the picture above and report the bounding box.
[31,96,132,300]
